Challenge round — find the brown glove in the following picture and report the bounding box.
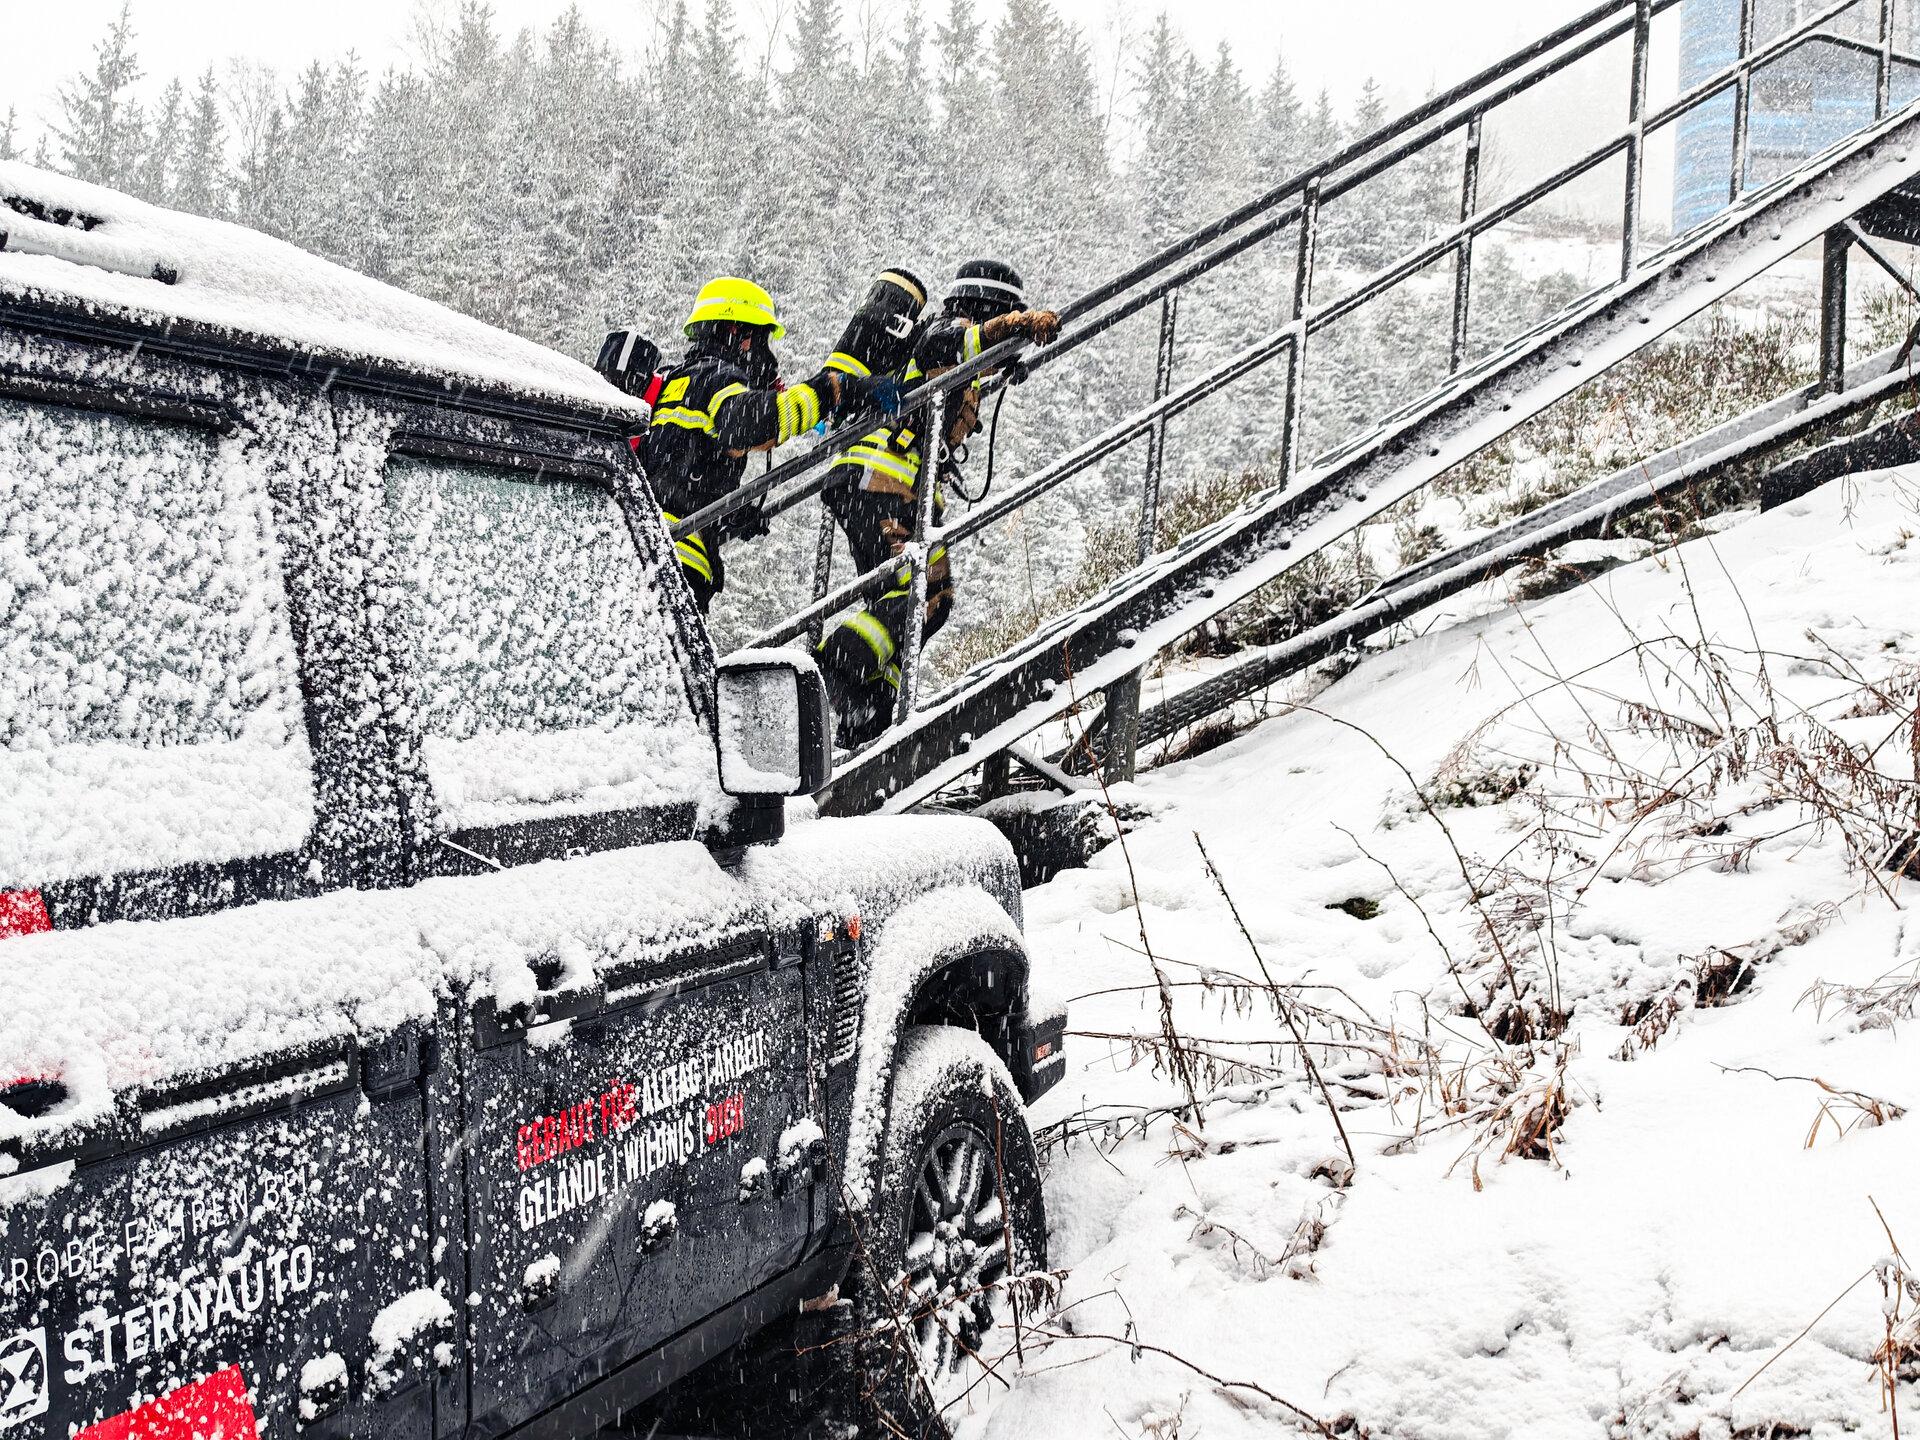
[947,385,982,445]
[980,310,1058,347]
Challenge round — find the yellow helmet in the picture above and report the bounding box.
[683,277,785,338]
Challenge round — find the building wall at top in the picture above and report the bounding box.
[1672,0,1920,234]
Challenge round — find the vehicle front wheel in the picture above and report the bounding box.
[847,1024,1048,1438]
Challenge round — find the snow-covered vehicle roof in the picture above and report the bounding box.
[0,161,642,414]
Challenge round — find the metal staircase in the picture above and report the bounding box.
[674,0,1920,817]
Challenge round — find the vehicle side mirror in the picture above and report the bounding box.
[715,652,831,798]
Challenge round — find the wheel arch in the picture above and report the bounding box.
[840,886,1031,1214]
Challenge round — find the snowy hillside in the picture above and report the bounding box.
[971,469,1920,1438]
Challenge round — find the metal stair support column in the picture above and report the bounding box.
[1823,226,1852,394]
[811,109,1920,818]
[1730,0,1755,205]
[1622,0,1653,281]
[1138,292,1181,563]
[807,499,835,649]
[1881,0,1898,120]
[1278,177,1320,485]
[978,750,1012,802]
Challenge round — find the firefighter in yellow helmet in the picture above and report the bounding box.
[642,277,897,613]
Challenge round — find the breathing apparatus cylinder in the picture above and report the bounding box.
[826,268,929,380]
[595,328,664,404]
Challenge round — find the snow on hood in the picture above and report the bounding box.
[0,162,641,413]
[0,815,1018,1151]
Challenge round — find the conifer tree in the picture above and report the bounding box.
[172,71,229,219]
[1131,16,1198,249]
[135,79,182,203]
[54,2,147,189]
[1253,49,1303,182]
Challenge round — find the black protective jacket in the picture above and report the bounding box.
[642,346,830,605]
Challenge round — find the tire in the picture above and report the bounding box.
[844,1025,1047,1439]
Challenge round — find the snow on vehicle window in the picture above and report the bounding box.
[385,456,716,831]
[0,398,314,884]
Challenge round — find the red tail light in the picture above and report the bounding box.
[0,889,52,938]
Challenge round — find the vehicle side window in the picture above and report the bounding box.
[0,397,313,885]
[384,455,714,832]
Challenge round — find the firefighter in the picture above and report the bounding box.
[640,276,895,613]
[815,259,1059,747]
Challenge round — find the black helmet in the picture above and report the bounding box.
[944,259,1026,323]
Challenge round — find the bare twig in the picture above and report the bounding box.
[1194,832,1358,1178]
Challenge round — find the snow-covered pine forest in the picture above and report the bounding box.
[6,0,1588,662]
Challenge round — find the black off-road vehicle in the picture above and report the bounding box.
[0,164,1061,1440]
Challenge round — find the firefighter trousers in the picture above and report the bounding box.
[816,483,953,747]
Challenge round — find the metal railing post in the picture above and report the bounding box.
[1278,175,1321,485]
[807,501,835,649]
[1100,288,1182,786]
[1821,225,1851,394]
[1879,0,1896,119]
[1730,0,1754,204]
[1622,0,1653,280]
[1138,290,1181,563]
[892,389,948,729]
[1450,114,1483,374]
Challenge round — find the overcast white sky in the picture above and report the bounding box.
[2,0,1608,150]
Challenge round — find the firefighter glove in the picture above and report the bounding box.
[718,502,772,542]
[833,371,904,418]
[980,310,1060,347]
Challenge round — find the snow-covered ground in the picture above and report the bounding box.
[963,466,1920,1437]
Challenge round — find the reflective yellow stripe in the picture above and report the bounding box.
[652,405,714,434]
[844,611,896,668]
[676,540,713,581]
[882,663,901,690]
[707,382,749,421]
[826,352,871,377]
[855,452,919,487]
[662,513,713,581]
[963,325,983,361]
[903,360,924,381]
[776,384,822,443]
